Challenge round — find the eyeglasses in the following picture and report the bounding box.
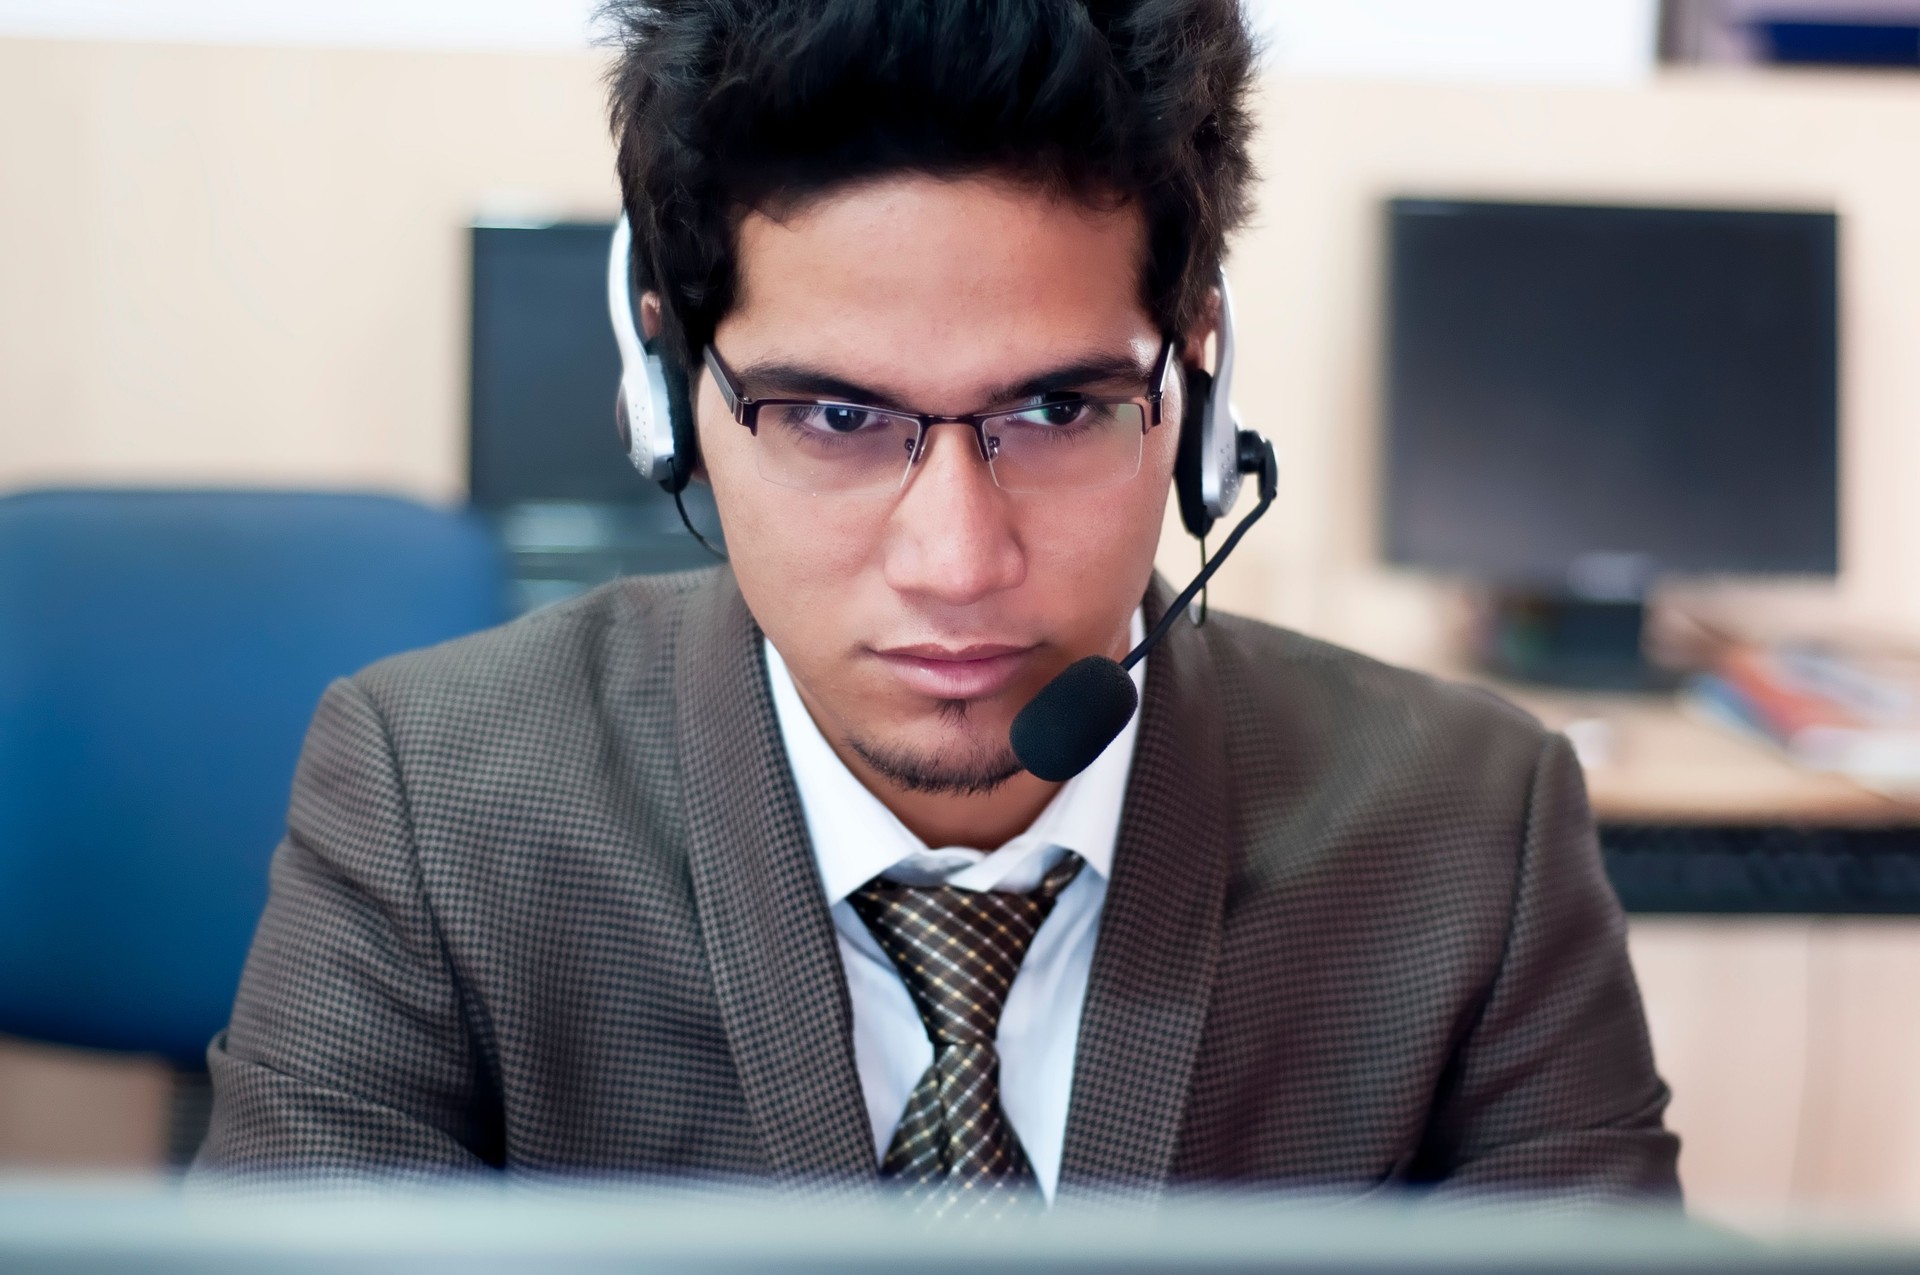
[701,340,1174,496]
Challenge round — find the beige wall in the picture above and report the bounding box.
[4,36,1920,1226]
[0,38,614,497]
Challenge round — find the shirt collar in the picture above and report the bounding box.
[765,612,1144,904]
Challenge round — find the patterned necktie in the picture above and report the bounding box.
[847,851,1085,1219]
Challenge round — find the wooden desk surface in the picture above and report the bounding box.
[1479,681,1918,825]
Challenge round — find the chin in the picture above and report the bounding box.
[833,658,1046,764]
[847,705,1027,796]
[897,697,1013,753]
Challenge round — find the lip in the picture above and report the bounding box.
[871,642,1037,700]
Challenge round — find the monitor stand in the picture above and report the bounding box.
[1479,590,1679,693]
[485,497,724,616]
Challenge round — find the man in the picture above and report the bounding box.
[198,0,1679,1207]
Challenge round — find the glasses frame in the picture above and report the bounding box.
[700,339,1175,491]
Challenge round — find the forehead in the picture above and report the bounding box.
[719,173,1157,399]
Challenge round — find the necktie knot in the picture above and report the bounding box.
[848,851,1083,1048]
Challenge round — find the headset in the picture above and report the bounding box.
[607,216,697,497]
[607,214,1277,781]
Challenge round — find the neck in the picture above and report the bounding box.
[845,757,1059,850]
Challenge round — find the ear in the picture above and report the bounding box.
[640,291,664,344]
[1180,286,1223,374]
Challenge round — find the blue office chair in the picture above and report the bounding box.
[0,491,506,1100]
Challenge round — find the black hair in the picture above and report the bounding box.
[603,0,1257,373]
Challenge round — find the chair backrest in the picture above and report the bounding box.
[0,490,507,1067]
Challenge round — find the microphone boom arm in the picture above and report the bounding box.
[1123,431,1277,672]
[1008,430,1277,783]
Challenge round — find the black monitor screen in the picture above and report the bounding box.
[1382,198,1838,587]
[469,222,670,508]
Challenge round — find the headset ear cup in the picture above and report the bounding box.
[659,355,698,494]
[1175,365,1216,540]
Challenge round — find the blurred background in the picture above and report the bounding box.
[3,0,1919,1234]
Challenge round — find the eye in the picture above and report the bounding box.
[1010,397,1094,428]
[818,405,870,433]
[783,403,887,434]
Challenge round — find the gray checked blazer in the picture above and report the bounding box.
[198,566,1679,1200]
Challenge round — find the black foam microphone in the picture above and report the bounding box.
[1011,432,1278,782]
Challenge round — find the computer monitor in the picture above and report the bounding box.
[471,221,648,508]
[1380,197,1839,686]
[468,221,719,611]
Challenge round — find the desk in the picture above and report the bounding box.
[1494,685,1911,827]
[1432,677,1920,915]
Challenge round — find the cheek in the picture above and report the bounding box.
[699,412,880,628]
[1145,409,1182,486]
[730,494,876,589]
[1066,419,1178,579]
[1023,451,1173,588]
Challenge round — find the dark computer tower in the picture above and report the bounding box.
[468,221,721,613]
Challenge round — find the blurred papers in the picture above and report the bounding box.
[1687,643,1920,798]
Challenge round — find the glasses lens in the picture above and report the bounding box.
[981,401,1146,493]
[753,403,922,494]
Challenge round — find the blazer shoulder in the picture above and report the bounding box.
[1201,610,1554,813]
[344,568,714,729]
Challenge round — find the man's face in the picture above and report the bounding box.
[696,173,1182,795]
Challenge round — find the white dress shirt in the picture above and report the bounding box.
[763,615,1144,1202]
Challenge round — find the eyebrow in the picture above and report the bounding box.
[726,350,1157,413]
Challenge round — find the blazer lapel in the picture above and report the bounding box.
[1059,576,1233,1199]
[673,569,876,1188]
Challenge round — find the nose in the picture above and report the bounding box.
[881,422,1026,609]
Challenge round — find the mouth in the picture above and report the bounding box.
[870,642,1038,701]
